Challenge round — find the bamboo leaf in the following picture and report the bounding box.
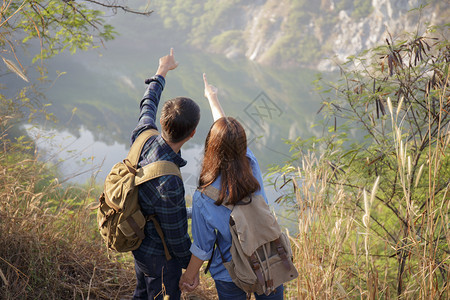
[396,96,404,117]
[2,57,29,82]
[379,97,386,115]
[370,176,380,204]
[388,55,393,76]
[317,103,325,114]
[415,164,425,187]
[387,97,393,116]
[341,149,358,159]
[376,98,380,119]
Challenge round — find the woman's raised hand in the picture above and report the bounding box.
[202,73,225,121]
[203,73,218,100]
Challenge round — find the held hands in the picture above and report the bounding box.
[203,73,218,100]
[156,48,179,78]
[179,271,200,293]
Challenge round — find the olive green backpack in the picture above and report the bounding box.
[95,129,181,256]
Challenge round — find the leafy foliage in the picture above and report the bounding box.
[2,1,120,76]
[0,0,154,91]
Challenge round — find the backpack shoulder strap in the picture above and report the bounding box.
[200,185,220,201]
[134,160,182,186]
[200,186,235,274]
[204,238,226,274]
[128,129,160,166]
[200,186,236,210]
[134,160,182,261]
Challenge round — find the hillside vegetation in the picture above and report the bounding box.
[150,0,448,68]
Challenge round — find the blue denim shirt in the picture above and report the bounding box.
[190,148,268,281]
[131,75,191,268]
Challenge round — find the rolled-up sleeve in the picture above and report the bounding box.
[190,193,216,261]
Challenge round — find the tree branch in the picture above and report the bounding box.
[84,0,153,16]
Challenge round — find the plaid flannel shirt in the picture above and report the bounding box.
[131,75,191,268]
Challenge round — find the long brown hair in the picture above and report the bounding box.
[198,117,260,205]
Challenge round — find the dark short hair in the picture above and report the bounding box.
[160,97,200,143]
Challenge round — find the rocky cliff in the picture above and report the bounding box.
[321,0,447,70]
[153,0,447,70]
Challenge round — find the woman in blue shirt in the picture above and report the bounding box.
[179,74,284,300]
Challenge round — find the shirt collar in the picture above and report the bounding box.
[155,135,187,168]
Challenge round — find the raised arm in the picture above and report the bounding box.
[131,48,179,142]
[203,73,225,121]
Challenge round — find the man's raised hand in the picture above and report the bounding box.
[156,48,179,78]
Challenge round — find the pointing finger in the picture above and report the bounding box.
[203,73,208,87]
[170,48,174,56]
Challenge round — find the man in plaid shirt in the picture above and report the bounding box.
[130,49,200,300]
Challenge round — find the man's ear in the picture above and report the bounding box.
[189,129,196,138]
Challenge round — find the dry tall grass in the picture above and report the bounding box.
[0,123,136,299]
[285,135,448,298]
[282,65,449,299]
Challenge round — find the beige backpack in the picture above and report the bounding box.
[202,186,298,296]
[95,129,181,255]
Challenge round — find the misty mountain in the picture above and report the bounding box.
[149,0,447,70]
